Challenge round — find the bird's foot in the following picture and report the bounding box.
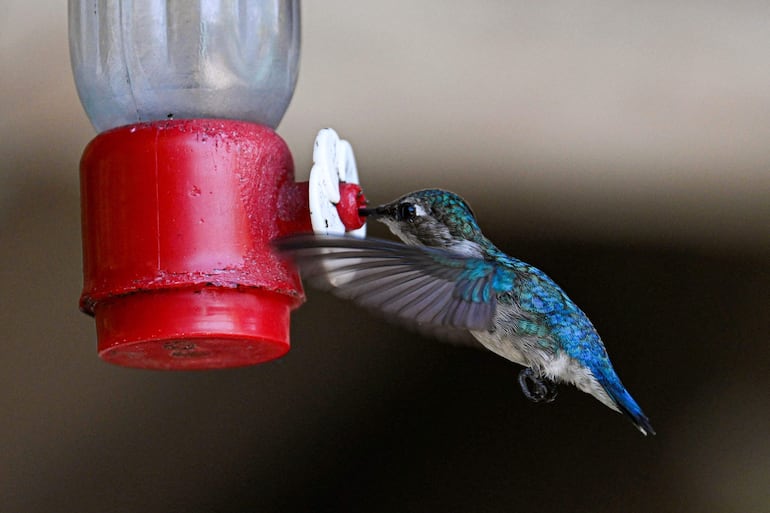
[518,368,558,403]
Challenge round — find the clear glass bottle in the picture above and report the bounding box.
[69,0,300,132]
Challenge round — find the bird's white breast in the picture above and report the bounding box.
[470,306,618,411]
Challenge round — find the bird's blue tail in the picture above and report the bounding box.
[602,378,655,436]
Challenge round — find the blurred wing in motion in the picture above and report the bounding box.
[274,235,500,333]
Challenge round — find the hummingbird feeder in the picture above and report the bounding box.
[69,0,366,369]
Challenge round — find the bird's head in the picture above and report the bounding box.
[360,189,484,255]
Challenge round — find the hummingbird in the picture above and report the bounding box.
[275,189,654,435]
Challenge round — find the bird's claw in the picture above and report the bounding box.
[518,368,558,403]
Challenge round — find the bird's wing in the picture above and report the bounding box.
[274,235,501,334]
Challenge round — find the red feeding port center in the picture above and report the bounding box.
[79,120,365,369]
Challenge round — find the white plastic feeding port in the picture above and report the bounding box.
[309,128,366,238]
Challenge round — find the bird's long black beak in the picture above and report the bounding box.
[358,206,387,218]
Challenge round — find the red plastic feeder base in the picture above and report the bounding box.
[79,119,307,370]
[95,288,293,370]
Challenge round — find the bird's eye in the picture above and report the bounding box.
[397,202,417,222]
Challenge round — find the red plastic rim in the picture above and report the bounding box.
[79,120,305,369]
[95,287,292,370]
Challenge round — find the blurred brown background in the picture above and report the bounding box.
[1,1,768,512]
